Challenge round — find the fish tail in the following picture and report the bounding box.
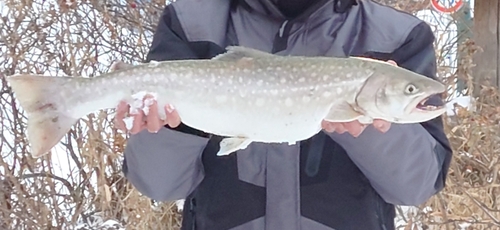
[6,74,80,158]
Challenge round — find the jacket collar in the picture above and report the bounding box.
[240,0,357,20]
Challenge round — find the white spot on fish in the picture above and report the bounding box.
[311,72,317,77]
[346,73,352,78]
[298,77,305,83]
[336,88,343,94]
[323,91,332,97]
[257,80,264,86]
[302,96,311,103]
[285,98,293,107]
[256,98,265,106]
[216,95,228,103]
[170,73,178,80]
[280,78,287,83]
[270,89,278,95]
[228,79,233,84]
[239,77,243,83]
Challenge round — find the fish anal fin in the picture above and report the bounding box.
[217,137,253,156]
[213,46,277,62]
[324,102,373,124]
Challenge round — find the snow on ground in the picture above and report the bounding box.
[445,95,474,116]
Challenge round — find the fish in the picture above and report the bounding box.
[5,46,447,158]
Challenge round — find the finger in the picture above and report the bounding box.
[129,110,146,134]
[145,99,161,133]
[334,123,347,134]
[373,119,391,133]
[321,120,335,132]
[165,104,181,128]
[114,101,130,131]
[387,60,398,66]
[344,121,366,137]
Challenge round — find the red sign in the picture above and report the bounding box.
[431,0,464,13]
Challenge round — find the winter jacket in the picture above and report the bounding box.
[122,0,453,229]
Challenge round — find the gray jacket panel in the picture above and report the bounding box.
[123,127,208,201]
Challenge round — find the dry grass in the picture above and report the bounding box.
[0,0,499,229]
[0,0,182,229]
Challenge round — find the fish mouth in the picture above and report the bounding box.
[412,96,445,113]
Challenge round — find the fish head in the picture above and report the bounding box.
[355,67,447,123]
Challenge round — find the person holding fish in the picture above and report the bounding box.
[116,0,453,229]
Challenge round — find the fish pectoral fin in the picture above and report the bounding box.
[217,137,253,156]
[213,46,278,62]
[324,102,372,124]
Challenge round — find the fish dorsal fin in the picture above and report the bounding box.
[212,46,277,61]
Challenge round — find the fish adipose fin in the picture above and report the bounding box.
[217,137,253,156]
[7,74,80,158]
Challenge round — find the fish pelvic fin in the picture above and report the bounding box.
[7,74,80,158]
[217,137,253,156]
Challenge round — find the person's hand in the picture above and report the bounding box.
[321,59,397,137]
[114,94,181,134]
[321,119,391,137]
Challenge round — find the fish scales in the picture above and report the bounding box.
[6,46,447,157]
[72,56,369,142]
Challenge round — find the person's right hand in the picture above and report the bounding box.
[114,94,181,134]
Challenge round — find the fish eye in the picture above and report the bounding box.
[405,84,417,94]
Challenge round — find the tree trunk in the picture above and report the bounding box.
[472,0,500,97]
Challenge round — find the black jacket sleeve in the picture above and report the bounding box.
[327,21,453,205]
[145,5,226,62]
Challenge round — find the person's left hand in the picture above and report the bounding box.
[321,59,397,137]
